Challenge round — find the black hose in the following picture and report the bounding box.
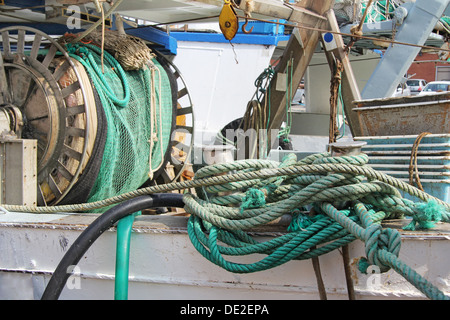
[41,193,185,300]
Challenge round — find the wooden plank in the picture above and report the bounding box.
[57,0,107,4]
[237,0,327,24]
[325,10,363,137]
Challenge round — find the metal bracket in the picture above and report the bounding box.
[0,138,37,206]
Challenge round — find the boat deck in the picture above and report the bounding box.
[0,210,448,300]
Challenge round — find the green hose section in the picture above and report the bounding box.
[66,43,130,107]
[114,212,139,300]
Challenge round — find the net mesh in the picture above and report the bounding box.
[66,43,174,211]
[334,0,405,24]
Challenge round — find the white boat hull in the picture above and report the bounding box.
[0,212,448,300]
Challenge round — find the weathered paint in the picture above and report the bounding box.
[0,212,448,300]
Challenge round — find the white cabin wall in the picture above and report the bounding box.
[173,41,276,146]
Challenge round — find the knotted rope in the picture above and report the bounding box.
[184,152,450,300]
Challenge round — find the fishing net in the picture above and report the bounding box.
[334,0,406,25]
[361,0,402,23]
[82,29,154,71]
[64,41,174,212]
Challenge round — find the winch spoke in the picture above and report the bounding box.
[20,80,38,109]
[48,174,62,198]
[176,106,193,116]
[52,60,71,82]
[57,161,75,182]
[36,185,47,206]
[1,31,11,58]
[177,87,188,99]
[65,104,86,117]
[27,114,49,122]
[65,127,85,138]
[62,144,82,162]
[42,45,57,68]
[16,29,25,55]
[0,52,11,104]
[61,81,81,98]
[29,34,42,60]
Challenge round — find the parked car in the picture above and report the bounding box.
[406,79,427,95]
[418,81,450,95]
[392,83,411,97]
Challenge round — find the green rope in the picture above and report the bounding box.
[240,188,266,212]
[403,199,445,231]
[252,65,274,155]
[184,152,450,300]
[4,152,450,214]
[362,0,399,23]
[2,147,449,298]
[278,58,294,142]
[440,16,450,34]
[254,66,275,103]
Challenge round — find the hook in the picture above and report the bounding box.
[241,17,253,34]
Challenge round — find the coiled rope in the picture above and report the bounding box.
[183,152,450,300]
[2,152,448,213]
[1,150,449,298]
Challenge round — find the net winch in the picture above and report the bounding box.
[0,26,194,209]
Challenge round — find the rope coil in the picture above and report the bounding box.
[1,146,448,298]
[184,152,450,300]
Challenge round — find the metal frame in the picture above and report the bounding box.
[157,54,195,183]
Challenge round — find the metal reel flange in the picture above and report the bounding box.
[0,26,92,206]
[155,53,195,184]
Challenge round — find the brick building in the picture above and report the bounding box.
[407,51,450,82]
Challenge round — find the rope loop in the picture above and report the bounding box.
[363,224,401,273]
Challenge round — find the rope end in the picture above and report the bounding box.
[240,188,266,212]
[404,199,445,231]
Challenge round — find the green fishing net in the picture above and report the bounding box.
[66,43,173,211]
